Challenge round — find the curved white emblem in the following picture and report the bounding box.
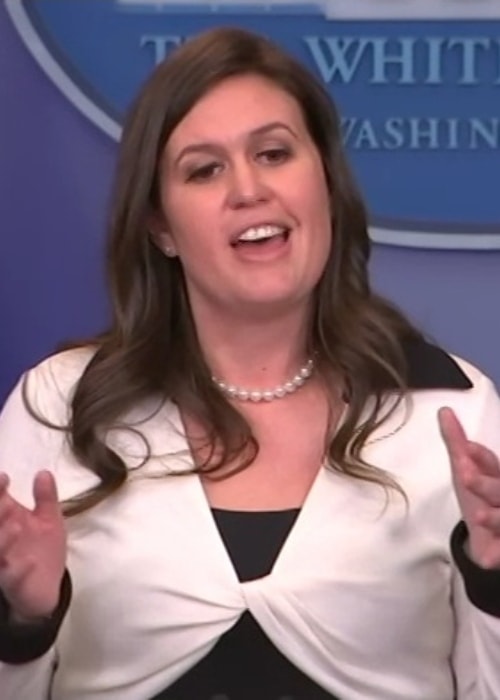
[6,0,500,249]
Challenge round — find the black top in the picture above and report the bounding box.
[152,508,339,699]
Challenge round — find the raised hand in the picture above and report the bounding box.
[439,407,500,570]
[0,470,67,622]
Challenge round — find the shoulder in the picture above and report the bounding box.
[22,346,98,423]
[0,347,100,506]
[402,337,495,396]
[450,353,495,391]
[402,339,500,446]
[27,345,97,387]
[446,353,499,423]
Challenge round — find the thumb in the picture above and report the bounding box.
[33,470,61,519]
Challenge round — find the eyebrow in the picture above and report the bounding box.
[172,121,299,166]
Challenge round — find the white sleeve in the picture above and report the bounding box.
[0,361,74,699]
[450,366,500,700]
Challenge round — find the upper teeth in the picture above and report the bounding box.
[238,225,286,242]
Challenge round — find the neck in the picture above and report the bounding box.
[191,301,313,389]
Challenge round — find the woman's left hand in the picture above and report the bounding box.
[439,406,500,570]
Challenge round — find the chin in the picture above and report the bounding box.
[233,289,309,316]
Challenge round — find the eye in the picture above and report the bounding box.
[257,147,291,165]
[186,162,222,182]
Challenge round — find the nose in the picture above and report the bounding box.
[226,159,271,208]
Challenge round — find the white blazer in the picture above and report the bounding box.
[0,347,499,700]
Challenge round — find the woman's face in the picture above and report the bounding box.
[155,73,332,320]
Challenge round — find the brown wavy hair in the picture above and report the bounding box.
[28,27,423,516]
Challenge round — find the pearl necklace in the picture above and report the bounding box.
[212,358,314,403]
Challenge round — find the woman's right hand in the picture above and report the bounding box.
[0,471,67,622]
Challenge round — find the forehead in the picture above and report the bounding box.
[165,74,306,152]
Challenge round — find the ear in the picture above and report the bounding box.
[153,230,178,258]
[148,215,178,258]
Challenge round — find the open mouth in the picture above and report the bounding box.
[231,225,291,249]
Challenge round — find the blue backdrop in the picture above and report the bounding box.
[1,1,499,404]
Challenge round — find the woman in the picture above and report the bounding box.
[0,27,499,700]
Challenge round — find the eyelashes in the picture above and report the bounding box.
[184,146,293,184]
[186,162,222,182]
[258,146,291,164]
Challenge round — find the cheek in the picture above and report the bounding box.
[301,176,332,242]
[298,158,331,214]
[162,191,216,250]
[304,187,333,267]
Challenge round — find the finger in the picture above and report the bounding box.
[438,407,469,462]
[0,473,10,493]
[0,476,27,525]
[472,506,500,534]
[33,471,61,519]
[463,471,500,507]
[0,496,15,528]
[467,441,500,477]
